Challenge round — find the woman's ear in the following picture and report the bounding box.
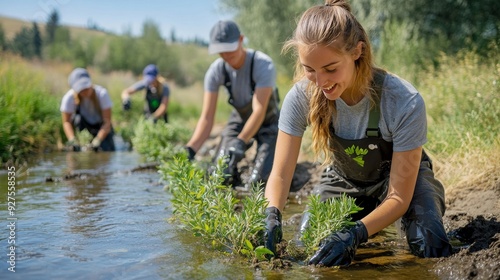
[352,41,363,60]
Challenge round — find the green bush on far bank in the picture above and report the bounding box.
[0,54,61,165]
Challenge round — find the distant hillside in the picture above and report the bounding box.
[0,15,216,86]
[0,15,110,40]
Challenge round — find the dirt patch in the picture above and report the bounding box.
[200,130,500,279]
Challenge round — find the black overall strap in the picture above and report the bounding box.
[222,50,256,105]
[366,70,386,137]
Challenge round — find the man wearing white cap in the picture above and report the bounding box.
[185,20,280,189]
[60,68,115,151]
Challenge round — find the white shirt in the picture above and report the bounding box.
[60,85,112,125]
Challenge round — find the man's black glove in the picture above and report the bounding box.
[308,220,368,267]
[122,99,131,111]
[264,206,282,257]
[184,146,196,161]
[227,138,246,168]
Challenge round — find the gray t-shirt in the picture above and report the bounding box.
[60,85,112,125]
[279,73,427,152]
[204,49,276,108]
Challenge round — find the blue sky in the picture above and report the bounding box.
[0,0,233,41]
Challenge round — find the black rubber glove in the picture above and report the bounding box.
[147,115,158,124]
[184,146,196,161]
[90,137,102,152]
[308,220,368,267]
[122,99,131,111]
[264,206,282,257]
[227,138,246,167]
[66,139,80,152]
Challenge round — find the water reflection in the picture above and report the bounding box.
[63,152,110,238]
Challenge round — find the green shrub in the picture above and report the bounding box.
[292,194,362,259]
[131,118,191,162]
[0,54,61,165]
[160,155,272,260]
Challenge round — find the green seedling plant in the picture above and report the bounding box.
[292,193,363,259]
[76,129,93,146]
[159,154,273,261]
[131,119,191,162]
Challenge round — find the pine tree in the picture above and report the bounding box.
[45,9,59,44]
[32,22,42,58]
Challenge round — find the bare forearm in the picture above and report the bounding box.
[361,193,409,236]
[121,88,134,100]
[187,118,213,151]
[239,110,265,142]
[153,103,167,119]
[264,131,302,211]
[96,121,111,141]
[361,148,421,236]
[265,175,292,211]
[63,122,76,140]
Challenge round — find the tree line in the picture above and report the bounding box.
[219,0,500,76]
[0,10,207,87]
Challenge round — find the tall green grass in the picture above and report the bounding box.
[415,49,499,191]
[420,50,499,153]
[0,54,62,165]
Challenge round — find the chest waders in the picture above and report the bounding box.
[222,51,280,125]
[329,70,392,186]
[213,51,280,187]
[73,103,103,137]
[145,86,168,123]
[298,70,453,258]
[71,93,115,151]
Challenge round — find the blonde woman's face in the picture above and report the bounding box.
[299,44,360,101]
[79,87,93,98]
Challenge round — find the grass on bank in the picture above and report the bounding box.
[0,55,62,165]
[414,49,500,193]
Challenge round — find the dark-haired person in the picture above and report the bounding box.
[263,0,453,267]
[61,68,115,151]
[184,20,280,188]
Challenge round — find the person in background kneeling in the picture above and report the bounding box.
[60,67,115,151]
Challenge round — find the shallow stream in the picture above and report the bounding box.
[0,150,443,279]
